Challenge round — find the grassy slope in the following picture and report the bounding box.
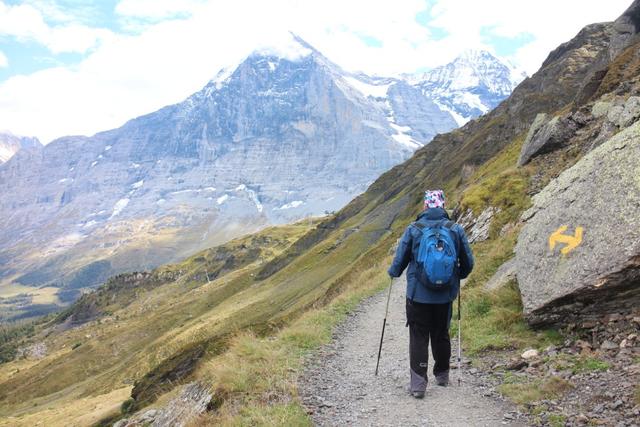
[0,22,620,427]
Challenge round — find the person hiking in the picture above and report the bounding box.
[388,189,474,399]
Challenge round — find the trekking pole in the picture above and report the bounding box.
[457,290,462,386]
[375,277,394,376]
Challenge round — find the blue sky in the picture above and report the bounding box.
[0,0,632,143]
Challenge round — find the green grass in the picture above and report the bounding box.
[450,224,562,356]
[0,321,37,363]
[195,403,310,427]
[546,354,611,375]
[572,357,610,373]
[193,257,392,426]
[453,280,561,355]
[635,384,640,405]
[499,376,574,405]
[460,160,531,239]
[463,231,519,289]
[548,413,568,427]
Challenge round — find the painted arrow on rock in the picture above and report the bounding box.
[549,225,584,255]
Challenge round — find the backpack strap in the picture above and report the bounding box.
[442,220,461,266]
[412,222,426,231]
[409,222,424,301]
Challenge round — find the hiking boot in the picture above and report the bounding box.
[435,371,449,386]
[409,368,427,398]
[407,385,425,399]
[412,390,425,399]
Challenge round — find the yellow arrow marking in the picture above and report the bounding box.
[549,225,583,255]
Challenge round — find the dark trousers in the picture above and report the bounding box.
[406,298,451,388]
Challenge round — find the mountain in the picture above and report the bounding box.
[0,132,41,164]
[0,34,459,320]
[2,1,639,425]
[411,49,527,125]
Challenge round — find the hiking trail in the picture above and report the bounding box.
[300,276,524,426]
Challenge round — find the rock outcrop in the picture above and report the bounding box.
[609,0,640,60]
[456,207,500,243]
[518,111,589,166]
[515,121,640,326]
[114,382,212,427]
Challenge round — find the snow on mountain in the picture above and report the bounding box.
[412,49,527,125]
[0,132,42,164]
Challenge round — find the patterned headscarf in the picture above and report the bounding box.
[424,190,445,210]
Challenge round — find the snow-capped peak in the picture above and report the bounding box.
[457,48,494,63]
[409,49,527,126]
[253,32,313,61]
[207,32,316,91]
[212,65,237,89]
[458,49,527,88]
[418,49,525,94]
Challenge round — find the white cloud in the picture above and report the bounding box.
[115,0,205,20]
[0,0,633,143]
[427,0,631,75]
[21,0,100,25]
[0,1,111,53]
[0,51,7,68]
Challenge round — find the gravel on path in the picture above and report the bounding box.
[299,277,525,426]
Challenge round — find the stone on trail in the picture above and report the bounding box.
[515,121,640,326]
[521,349,539,360]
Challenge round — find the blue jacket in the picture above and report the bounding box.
[388,208,474,304]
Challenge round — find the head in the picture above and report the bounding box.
[423,190,445,210]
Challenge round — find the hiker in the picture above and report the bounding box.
[388,190,474,398]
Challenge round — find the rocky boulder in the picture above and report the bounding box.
[592,96,640,129]
[115,382,212,427]
[618,96,640,127]
[456,206,500,243]
[517,111,588,166]
[514,121,640,326]
[608,96,640,128]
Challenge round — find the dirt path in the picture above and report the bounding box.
[300,277,524,426]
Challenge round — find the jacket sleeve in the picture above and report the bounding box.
[388,226,412,278]
[454,224,474,279]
